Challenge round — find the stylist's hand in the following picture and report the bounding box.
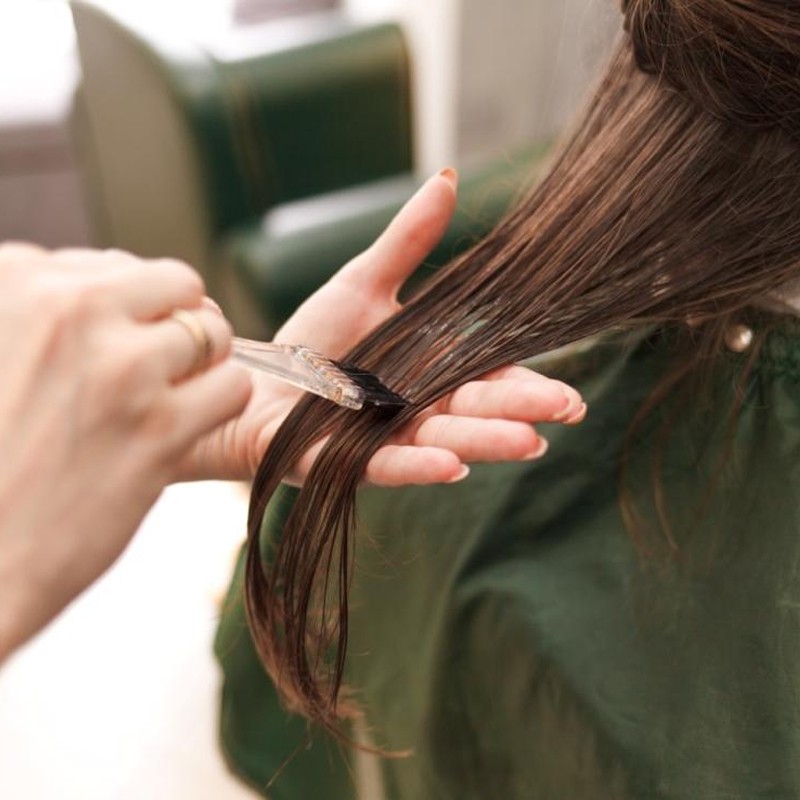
[183,170,585,485]
[0,245,252,659]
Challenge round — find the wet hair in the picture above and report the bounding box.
[244,0,800,732]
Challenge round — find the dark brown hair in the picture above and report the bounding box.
[245,0,800,732]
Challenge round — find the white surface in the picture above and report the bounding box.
[0,1,234,129]
[457,0,618,164]
[345,0,460,174]
[0,481,258,800]
[0,2,77,126]
[346,0,618,171]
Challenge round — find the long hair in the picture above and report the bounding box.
[244,0,800,731]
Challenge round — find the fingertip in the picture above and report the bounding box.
[409,168,458,217]
[564,402,588,425]
[515,381,571,420]
[522,437,549,461]
[366,446,464,487]
[438,167,459,192]
[156,257,206,298]
[202,296,224,316]
[551,382,585,423]
[446,463,470,484]
[417,449,467,485]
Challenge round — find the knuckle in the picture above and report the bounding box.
[102,248,147,273]
[450,382,479,415]
[11,279,78,353]
[119,354,158,395]
[36,279,83,325]
[118,401,186,476]
[157,258,205,295]
[0,240,46,263]
[139,400,182,451]
[103,248,134,260]
[76,350,166,438]
[92,348,160,410]
[45,278,109,326]
[74,280,114,316]
[420,415,453,446]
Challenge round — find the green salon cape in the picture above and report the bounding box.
[215,314,800,799]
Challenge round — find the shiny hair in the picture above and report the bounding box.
[245,0,800,732]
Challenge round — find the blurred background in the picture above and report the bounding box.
[0,1,616,797]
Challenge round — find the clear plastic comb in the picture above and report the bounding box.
[231,337,407,411]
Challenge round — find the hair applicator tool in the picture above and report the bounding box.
[231,337,408,411]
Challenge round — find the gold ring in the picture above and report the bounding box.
[170,309,213,374]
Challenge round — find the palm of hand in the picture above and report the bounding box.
[227,283,397,481]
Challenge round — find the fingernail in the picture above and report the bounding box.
[202,296,223,315]
[523,438,549,461]
[553,390,583,423]
[438,167,458,189]
[447,464,470,484]
[564,402,588,425]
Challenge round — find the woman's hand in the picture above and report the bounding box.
[183,170,585,485]
[0,245,252,659]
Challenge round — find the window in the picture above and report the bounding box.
[0,0,236,60]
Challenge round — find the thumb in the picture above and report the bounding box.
[343,168,458,300]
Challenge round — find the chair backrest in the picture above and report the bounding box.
[71,1,414,291]
[210,19,413,208]
[71,1,231,277]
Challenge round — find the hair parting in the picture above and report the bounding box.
[245,1,800,735]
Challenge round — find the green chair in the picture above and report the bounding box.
[71,1,546,335]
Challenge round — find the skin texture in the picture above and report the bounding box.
[0,171,584,662]
[0,243,251,660]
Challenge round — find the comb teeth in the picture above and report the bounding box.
[230,337,407,410]
[335,362,409,408]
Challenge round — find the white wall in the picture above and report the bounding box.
[345,0,619,172]
[0,0,238,249]
[345,0,460,173]
[457,0,619,165]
